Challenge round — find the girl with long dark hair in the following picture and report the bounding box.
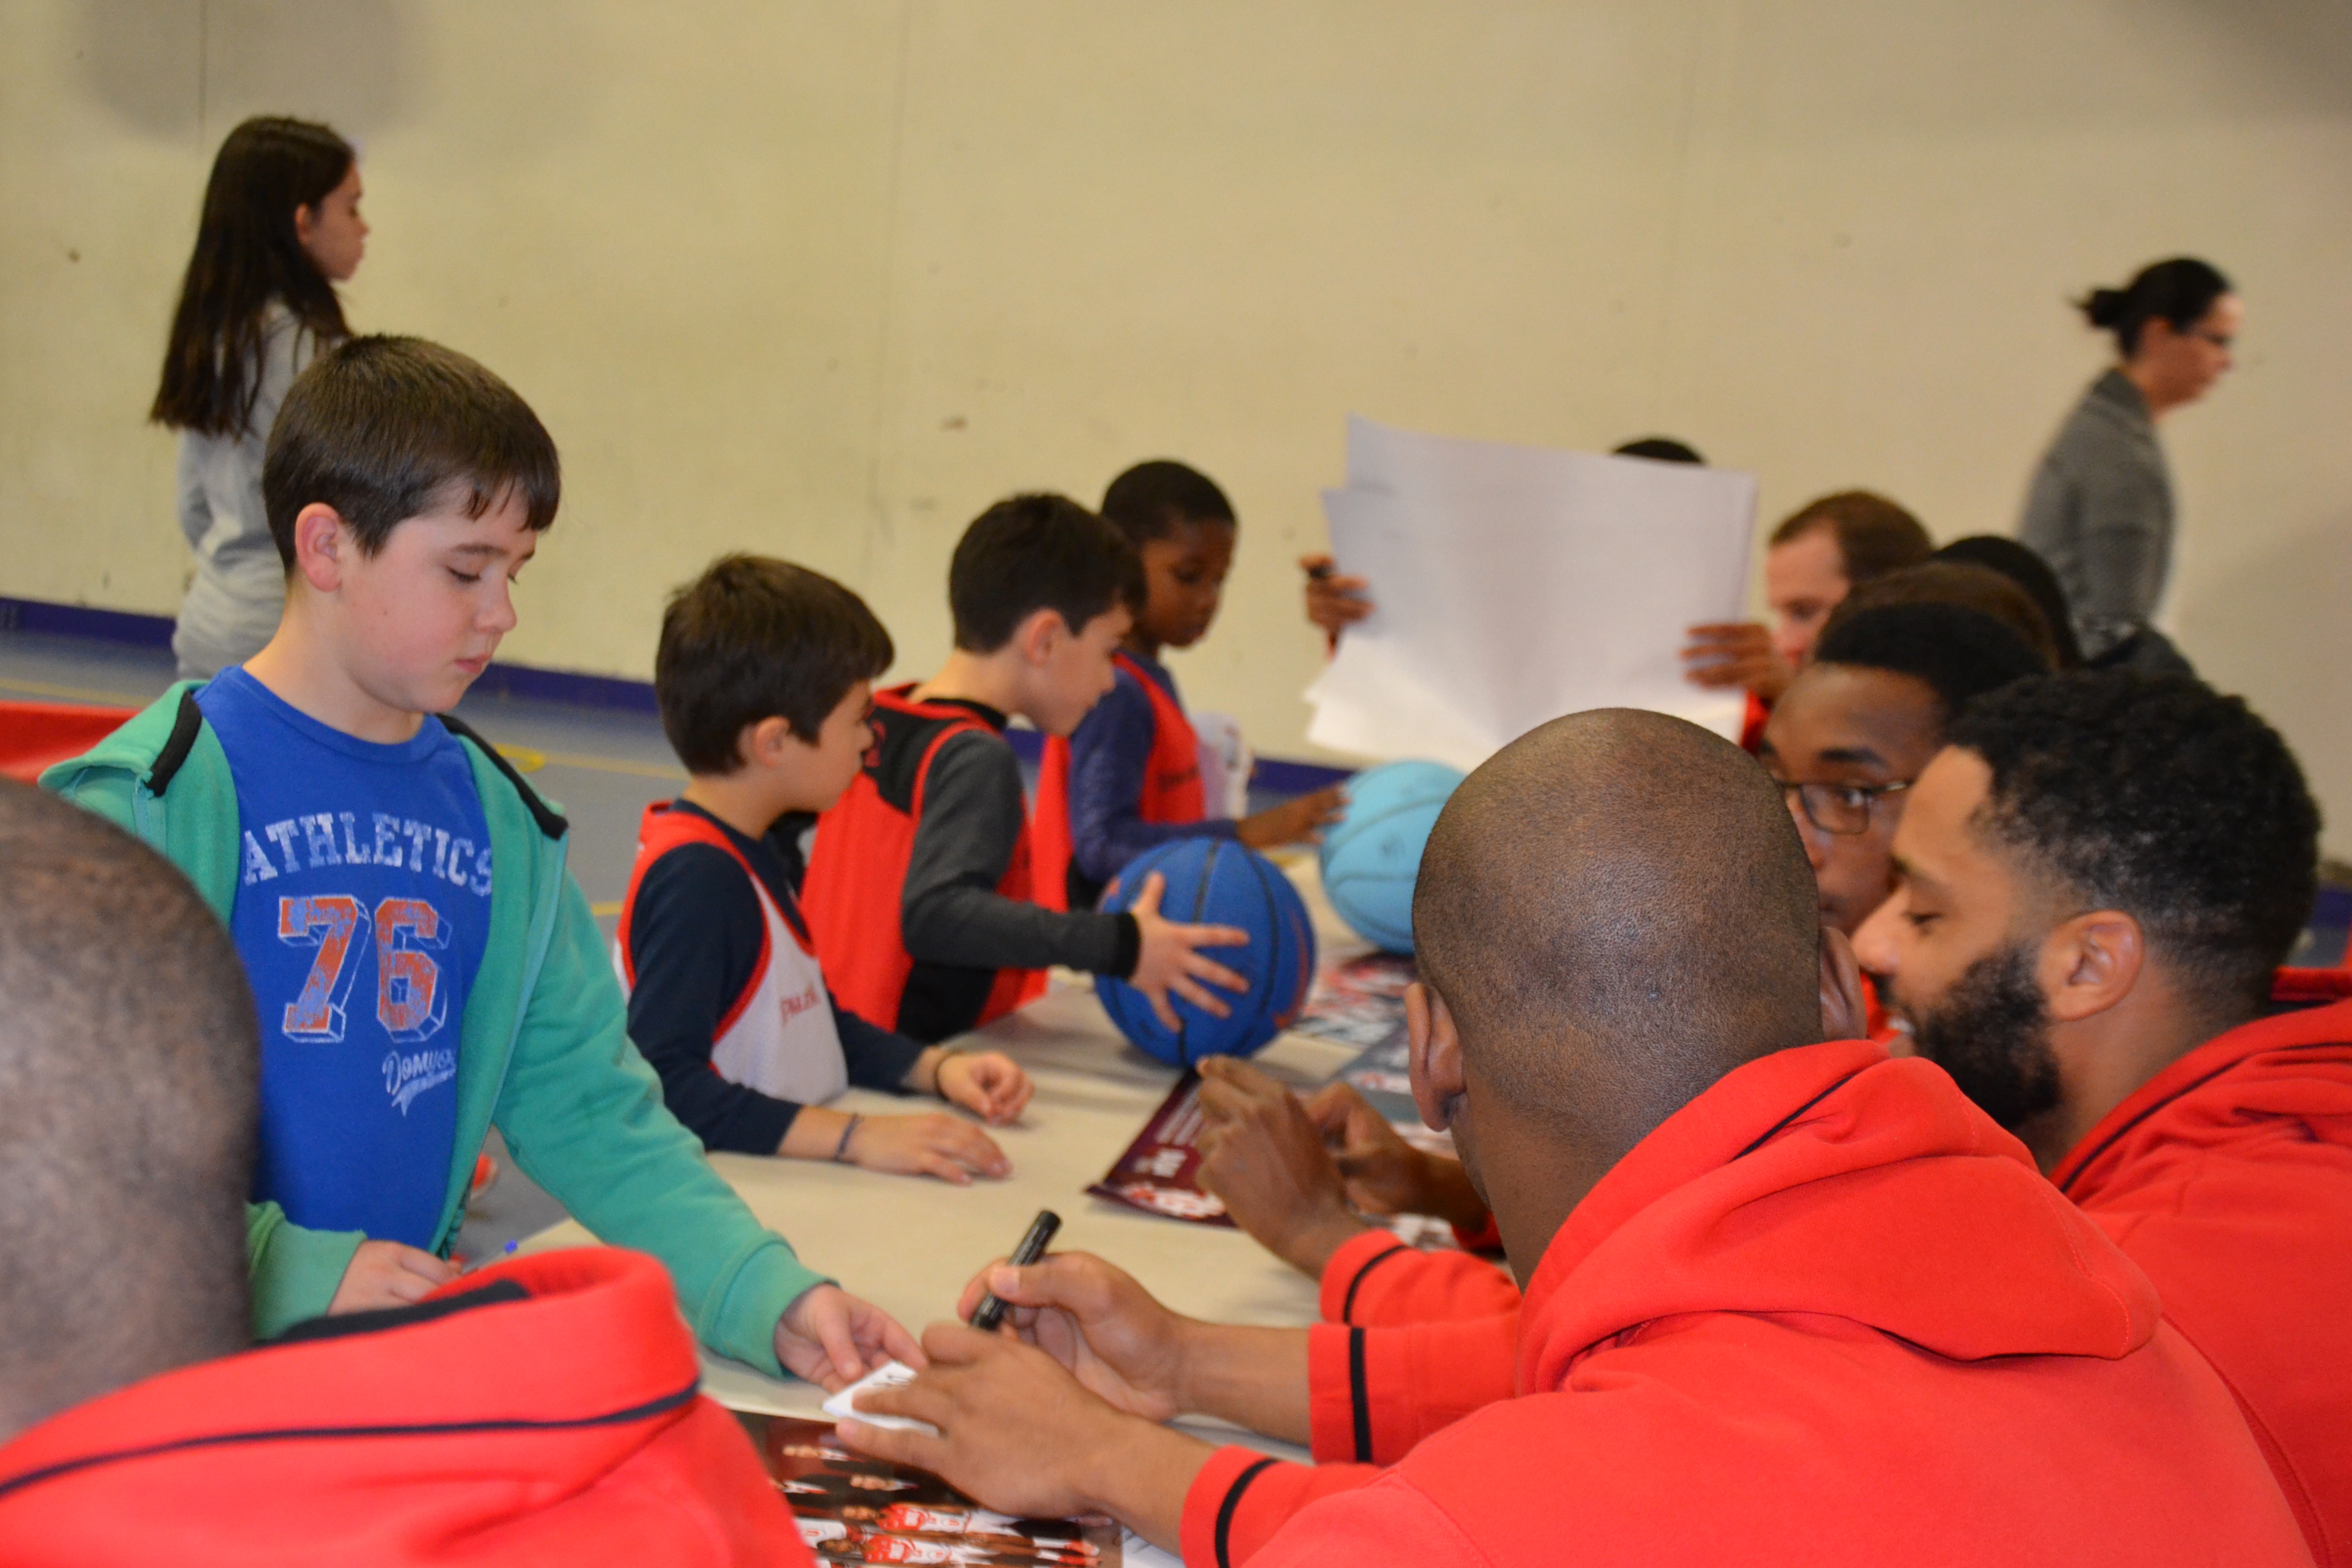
[152,116,365,678]
[2019,257,2237,673]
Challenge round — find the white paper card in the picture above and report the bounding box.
[1306,415,1757,772]
[820,1358,937,1435]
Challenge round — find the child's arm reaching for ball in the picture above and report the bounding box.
[1121,870,1250,1030]
[1235,783,1347,850]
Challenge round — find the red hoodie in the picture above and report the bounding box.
[2054,995,2352,1566]
[1184,1039,2310,1567]
[1309,983,2352,1558]
[0,1248,812,1567]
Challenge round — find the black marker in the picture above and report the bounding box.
[969,1209,1061,1332]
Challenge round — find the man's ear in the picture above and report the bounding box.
[290,503,352,592]
[1819,926,1868,1042]
[2038,910,2145,1024]
[1406,981,1466,1134]
[1012,608,1068,667]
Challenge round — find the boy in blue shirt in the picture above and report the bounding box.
[45,335,913,1388]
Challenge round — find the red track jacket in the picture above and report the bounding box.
[0,1248,812,1567]
[2053,995,2352,1566]
[1309,987,2352,1563]
[1185,1039,2311,1567]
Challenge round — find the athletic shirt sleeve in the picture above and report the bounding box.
[624,843,805,1154]
[901,729,1138,977]
[830,989,928,1092]
[1066,667,1238,884]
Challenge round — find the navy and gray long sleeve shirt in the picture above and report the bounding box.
[1062,651,1238,909]
[624,800,925,1154]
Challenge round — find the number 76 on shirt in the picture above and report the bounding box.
[277,894,449,1043]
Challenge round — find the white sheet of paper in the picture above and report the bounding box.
[1306,415,1758,771]
[820,1358,937,1434]
[1121,1530,1185,1566]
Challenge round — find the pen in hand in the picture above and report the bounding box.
[970,1209,1061,1332]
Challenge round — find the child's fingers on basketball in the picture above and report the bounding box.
[1169,974,1235,1019]
[1144,986,1184,1031]
[1179,920,1251,950]
[1184,950,1250,992]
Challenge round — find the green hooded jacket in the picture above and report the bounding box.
[43,683,825,1370]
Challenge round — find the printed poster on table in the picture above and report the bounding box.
[1086,1069,1235,1227]
[1086,954,1453,1230]
[739,1413,1130,1564]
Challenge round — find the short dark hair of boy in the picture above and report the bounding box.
[1950,672,2321,1018]
[0,780,258,1434]
[948,493,1143,653]
[656,554,896,772]
[1812,602,2049,724]
[1768,491,1932,585]
[262,334,561,568]
[1100,461,1237,549]
[1829,560,2063,670]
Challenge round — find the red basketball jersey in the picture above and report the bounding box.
[1033,651,1208,913]
[801,687,1046,1039]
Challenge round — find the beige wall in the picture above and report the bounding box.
[4,1,2347,847]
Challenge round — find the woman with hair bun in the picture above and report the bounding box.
[151,116,365,679]
[2018,257,2237,673]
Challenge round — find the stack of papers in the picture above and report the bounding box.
[1307,415,1759,771]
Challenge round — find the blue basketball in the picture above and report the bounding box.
[1093,837,1318,1066]
[1317,759,1466,953]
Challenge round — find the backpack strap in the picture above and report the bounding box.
[144,688,207,797]
[435,712,570,841]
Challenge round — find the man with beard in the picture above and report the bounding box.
[835,709,2309,1567]
[1853,670,2351,1567]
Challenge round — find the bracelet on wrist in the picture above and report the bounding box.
[832,1114,863,1164]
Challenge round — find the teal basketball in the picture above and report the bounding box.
[1317,760,1466,953]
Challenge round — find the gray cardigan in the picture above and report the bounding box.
[2018,369,2173,661]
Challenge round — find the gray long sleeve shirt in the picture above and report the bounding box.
[885,706,1138,1042]
[172,304,327,679]
[2018,369,2174,660]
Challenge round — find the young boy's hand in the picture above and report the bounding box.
[847,1111,1013,1185]
[1301,554,1375,638]
[1235,783,1348,850]
[1123,871,1250,1030]
[937,1050,1033,1124]
[778,1283,924,1391]
[328,1239,460,1313]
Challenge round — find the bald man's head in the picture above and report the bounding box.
[0,780,257,1440]
[1414,709,1824,1146]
